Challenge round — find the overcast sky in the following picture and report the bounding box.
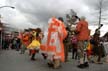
[0,0,108,36]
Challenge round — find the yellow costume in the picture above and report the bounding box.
[27,39,40,50]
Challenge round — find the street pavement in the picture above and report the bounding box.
[0,50,108,71]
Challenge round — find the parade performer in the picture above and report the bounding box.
[20,32,29,54]
[27,32,41,60]
[46,17,67,69]
[91,26,105,64]
[76,16,90,68]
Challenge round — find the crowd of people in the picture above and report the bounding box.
[1,16,108,69]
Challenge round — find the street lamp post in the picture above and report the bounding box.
[0,6,15,9]
[0,6,15,49]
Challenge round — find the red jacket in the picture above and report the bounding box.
[76,20,90,41]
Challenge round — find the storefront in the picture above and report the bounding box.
[0,22,3,48]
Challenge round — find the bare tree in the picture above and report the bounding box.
[65,9,79,32]
[66,9,77,25]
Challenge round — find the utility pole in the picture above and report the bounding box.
[99,0,103,26]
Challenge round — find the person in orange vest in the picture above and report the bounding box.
[20,31,29,54]
[46,17,67,69]
[76,16,90,68]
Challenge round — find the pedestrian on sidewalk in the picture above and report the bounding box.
[16,37,21,51]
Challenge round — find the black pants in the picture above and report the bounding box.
[31,53,36,60]
[72,44,77,59]
[72,48,77,59]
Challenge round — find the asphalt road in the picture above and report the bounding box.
[0,50,108,71]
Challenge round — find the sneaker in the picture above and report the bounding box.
[42,53,47,60]
[77,64,85,69]
[31,58,36,61]
[84,62,89,67]
[47,63,53,67]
